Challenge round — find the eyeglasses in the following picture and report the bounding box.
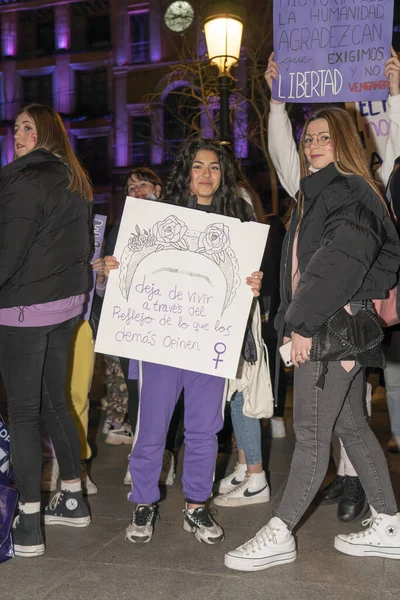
[302,133,331,148]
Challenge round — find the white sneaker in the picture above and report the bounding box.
[41,458,60,492]
[334,509,400,559]
[125,503,158,544]
[225,516,297,571]
[218,462,247,494]
[183,504,224,544]
[159,450,175,486]
[81,461,98,495]
[214,471,270,507]
[271,418,286,438]
[105,423,133,445]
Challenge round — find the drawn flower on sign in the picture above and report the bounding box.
[119,213,239,313]
[197,223,230,264]
[127,226,156,253]
[152,215,188,250]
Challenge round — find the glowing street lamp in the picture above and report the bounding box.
[204,1,245,143]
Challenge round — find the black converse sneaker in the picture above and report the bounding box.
[183,505,224,544]
[44,490,91,527]
[13,511,45,558]
[125,503,158,543]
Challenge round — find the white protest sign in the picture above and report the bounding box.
[95,198,269,379]
[354,100,389,172]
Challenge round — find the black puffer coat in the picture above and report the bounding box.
[275,162,400,338]
[0,149,91,308]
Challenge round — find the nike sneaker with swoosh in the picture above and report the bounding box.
[218,462,247,494]
[214,472,270,507]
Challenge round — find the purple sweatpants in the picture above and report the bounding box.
[129,362,225,504]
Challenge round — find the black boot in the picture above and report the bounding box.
[337,476,369,522]
[320,475,345,505]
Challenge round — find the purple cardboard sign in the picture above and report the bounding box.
[272,0,394,103]
[82,214,107,321]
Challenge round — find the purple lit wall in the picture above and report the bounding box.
[55,4,71,50]
[2,12,17,57]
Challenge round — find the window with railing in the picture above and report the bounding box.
[22,74,53,107]
[131,115,152,164]
[75,69,108,117]
[130,13,149,64]
[77,136,110,186]
[19,8,55,58]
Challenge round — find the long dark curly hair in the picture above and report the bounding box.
[164,139,254,222]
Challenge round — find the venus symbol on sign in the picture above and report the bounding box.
[213,342,226,370]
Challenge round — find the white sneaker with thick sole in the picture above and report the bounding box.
[271,418,286,439]
[218,462,247,494]
[225,516,297,571]
[214,471,270,507]
[334,509,400,559]
[125,503,158,544]
[105,423,133,445]
[183,505,224,544]
[41,458,60,492]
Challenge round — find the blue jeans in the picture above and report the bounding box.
[230,392,262,465]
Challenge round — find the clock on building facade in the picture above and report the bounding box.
[164,1,195,33]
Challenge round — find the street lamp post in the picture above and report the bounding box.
[204,1,245,144]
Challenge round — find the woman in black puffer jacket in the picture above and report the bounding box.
[225,103,400,571]
[0,104,92,557]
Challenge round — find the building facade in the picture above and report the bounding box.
[0,1,398,214]
[0,0,252,214]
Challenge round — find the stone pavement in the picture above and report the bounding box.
[2,379,400,600]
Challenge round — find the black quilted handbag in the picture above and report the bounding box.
[309,304,385,368]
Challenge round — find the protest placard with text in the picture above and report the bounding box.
[273,0,394,103]
[95,199,269,379]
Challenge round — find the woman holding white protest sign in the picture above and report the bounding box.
[0,104,92,557]
[224,51,400,571]
[104,139,263,545]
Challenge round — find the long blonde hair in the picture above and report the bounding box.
[297,106,386,223]
[15,104,93,202]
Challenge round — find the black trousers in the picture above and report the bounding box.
[0,317,81,502]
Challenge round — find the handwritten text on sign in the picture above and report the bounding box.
[95,199,269,379]
[272,0,394,103]
[355,100,389,171]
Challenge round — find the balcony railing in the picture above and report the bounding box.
[130,41,149,64]
[131,141,151,165]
